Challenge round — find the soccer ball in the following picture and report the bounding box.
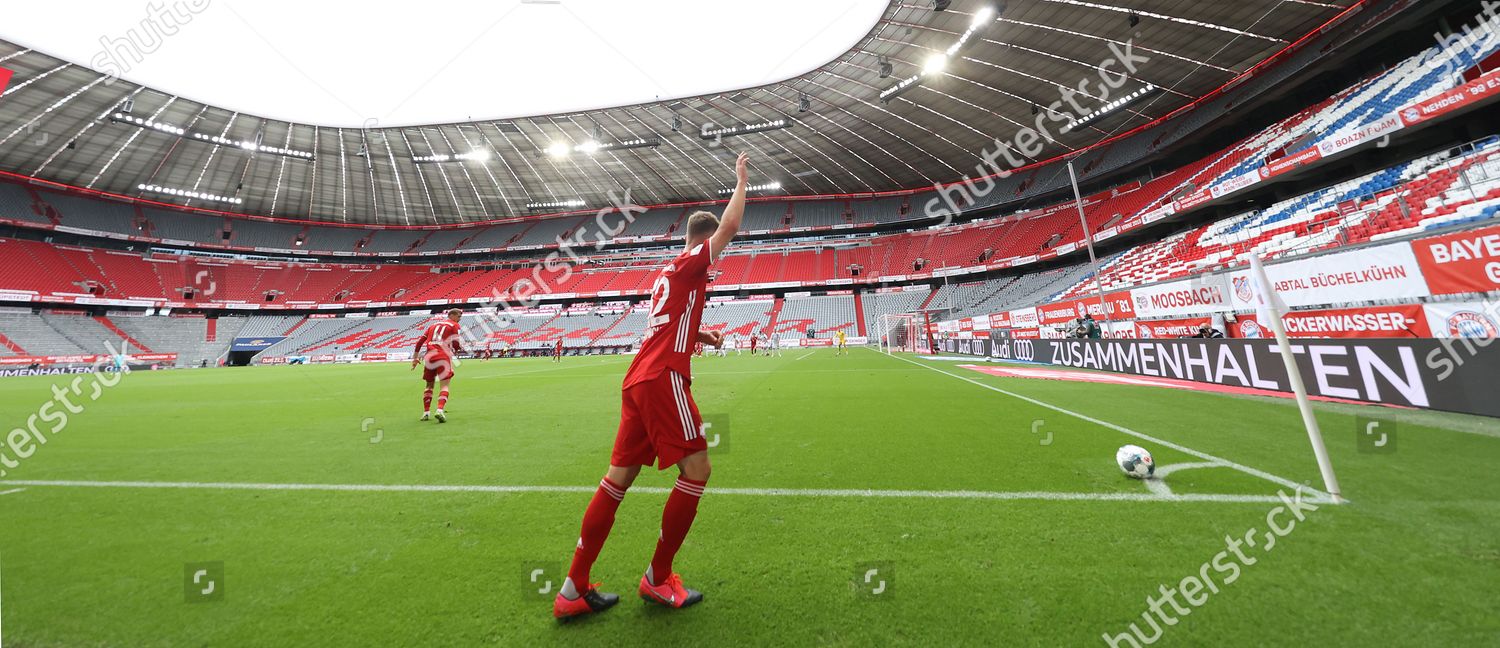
[1116,445,1155,479]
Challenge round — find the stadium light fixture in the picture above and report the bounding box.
[880,75,922,103]
[972,5,996,26]
[544,137,660,158]
[190,132,315,160]
[109,112,185,136]
[923,54,949,75]
[719,181,781,195]
[526,199,586,210]
[413,149,493,163]
[879,4,1000,102]
[699,119,791,140]
[110,113,315,160]
[137,183,243,205]
[1060,83,1161,134]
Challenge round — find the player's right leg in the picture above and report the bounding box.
[555,462,640,621]
[421,377,435,420]
[555,389,653,621]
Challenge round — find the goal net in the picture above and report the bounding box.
[877,313,920,354]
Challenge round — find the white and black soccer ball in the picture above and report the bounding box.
[1116,445,1155,479]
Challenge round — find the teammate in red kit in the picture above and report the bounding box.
[749,334,758,356]
[552,153,750,621]
[411,308,465,423]
[553,338,564,363]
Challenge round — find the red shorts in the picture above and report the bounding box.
[422,354,456,381]
[611,370,706,470]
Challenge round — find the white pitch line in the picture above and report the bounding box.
[794,350,816,360]
[0,480,1297,504]
[1144,462,1229,498]
[880,350,1335,502]
[0,488,23,496]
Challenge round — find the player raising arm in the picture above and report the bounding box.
[411,308,465,423]
[552,153,749,621]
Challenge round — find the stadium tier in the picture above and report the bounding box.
[5,137,1497,314]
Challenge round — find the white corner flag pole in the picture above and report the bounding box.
[1249,254,1344,503]
[1067,161,1113,329]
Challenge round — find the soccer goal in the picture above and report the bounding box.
[877,313,920,354]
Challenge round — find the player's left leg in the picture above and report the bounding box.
[434,377,452,422]
[641,449,709,609]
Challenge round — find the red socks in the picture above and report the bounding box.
[567,476,629,589]
[436,388,449,410]
[422,388,433,411]
[650,476,707,585]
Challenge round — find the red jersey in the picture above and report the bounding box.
[623,243,711,389]
[416,319,463,361]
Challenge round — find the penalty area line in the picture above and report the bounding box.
[0,480,1296,504]
[878,350,1336,503]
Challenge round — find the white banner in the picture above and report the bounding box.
[1423,301,1500,339]
[1227,243,1430,310]
[1129,277,1234,318]
[1316,114,1404,158]
[1009,306,1039,329]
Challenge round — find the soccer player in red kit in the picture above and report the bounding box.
[552,153,750,620]
[411,308,465,423]
[553,337,564,363]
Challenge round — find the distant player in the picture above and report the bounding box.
[552,152,750,621]
[411,308,465,423]
[553,338,564,363]
[749,333,759,356]
[835,329,847,356]
[768,332,783,357]
[729,333,741,356]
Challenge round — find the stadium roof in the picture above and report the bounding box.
[0,0,1361,226]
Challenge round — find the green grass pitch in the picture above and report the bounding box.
[1,348,1497,646]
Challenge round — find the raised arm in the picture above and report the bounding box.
[709,153,750,262]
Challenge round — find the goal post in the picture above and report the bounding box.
[877,313,919,354]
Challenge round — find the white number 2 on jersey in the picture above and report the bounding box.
[644,263,676,338]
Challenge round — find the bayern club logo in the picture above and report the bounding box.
[1075,303,1088,317]
[1446,311,1499,338]
[1138,324,1153,338]
[1239,320,1264,338]
[1232,276,1255,303]
[1402,107,1422,123]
